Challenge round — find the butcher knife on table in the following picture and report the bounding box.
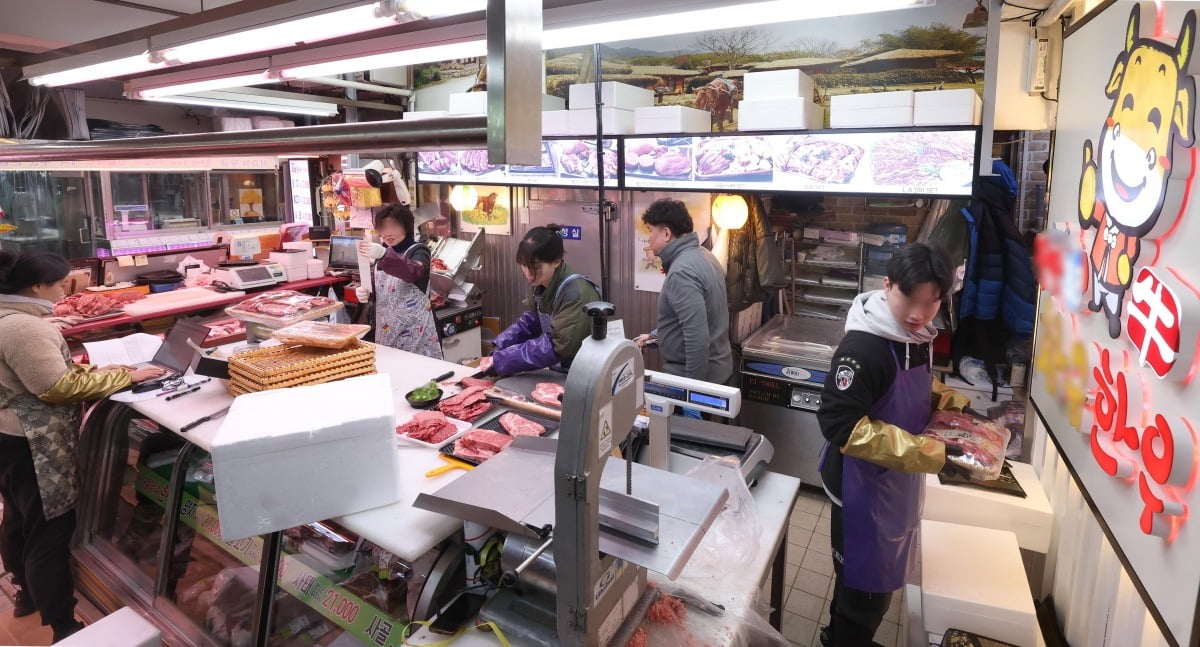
[483,385,561,421]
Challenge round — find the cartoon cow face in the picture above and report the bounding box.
[1098,7,1195,235]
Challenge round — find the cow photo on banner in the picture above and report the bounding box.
[1033,3,1200,645]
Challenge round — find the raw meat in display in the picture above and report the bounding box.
[451,429,514,462]
[923,411,1012,481]
[499,413,545,437]
[418,151,456,175]
[459,376,495,388]
[229,290,337,319]
[776,136,864,184]
[531,382,564,408]
[53,291,142,317]
[437,385,493,421]
[396,411,459,444]
[870,133,974,188]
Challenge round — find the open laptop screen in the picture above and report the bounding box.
[152,319,210,374]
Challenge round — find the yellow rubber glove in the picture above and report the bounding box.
[841,415,947,474]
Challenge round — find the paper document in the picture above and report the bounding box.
[83,333,162,368]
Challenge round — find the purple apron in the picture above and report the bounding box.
[838,343,932,593]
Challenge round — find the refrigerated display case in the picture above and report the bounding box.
[0,170,94,257]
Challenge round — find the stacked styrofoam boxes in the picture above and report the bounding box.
[923,461,1054,554]
[215,117,254,132]
[738,70,823,131]
[448,93,567,116]
[559,82,653,136]
[634,105,711,134]
[914,88,983,126]
[251,116,294,129]
[830,90,915,128]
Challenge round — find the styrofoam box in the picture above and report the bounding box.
[58,607,161,647]
[744,69,814,101]
[251,116,287,129]
[831,105,914,128]
[403,110,450,121]
[212,374,400,542]
[942,374,1016,410]
[921,521,1039,647]
[448,92,488,115]
[569,81,654,111]
[923,461,1053,553]
[738,98,824,131]
[914,89,983,126]
[215,117,253,132]
[634,106,711,134]
[831,90,915,111]
[543,110,571,136]
[568,107,635,136]
[541,94,566,111]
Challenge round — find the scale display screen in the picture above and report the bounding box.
[644,382,687,401]
[688,392,730,411]
[238,266,272,282]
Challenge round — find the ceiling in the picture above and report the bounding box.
[0,0,241,53]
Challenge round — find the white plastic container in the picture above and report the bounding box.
[298,540,357,578]
[542,110,571,136]
[448,92,488,115]
[634,106,711,134]
[830,90,915,128]
[738,98,824,131]
[568,107,635,136]
[569,81,654,110]
[306,258,326,280]
[403,110,450,121]
[914,89,983,126]
[743,69,815,101]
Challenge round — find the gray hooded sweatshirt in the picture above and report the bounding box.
[656,232,733,383]
[843,290,938,370]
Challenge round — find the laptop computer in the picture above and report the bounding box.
[130,319,211,392]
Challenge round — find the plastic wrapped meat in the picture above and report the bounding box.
[923,411,1012,481]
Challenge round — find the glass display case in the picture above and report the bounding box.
[0,170,94,257]
[210,170,284,228]
[97,171,209,242]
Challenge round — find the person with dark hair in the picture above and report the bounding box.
[815,242,971,647]
[635,199,732,390]
[357,203,443,359]
[0,251,165,642]
[482,225,600,376]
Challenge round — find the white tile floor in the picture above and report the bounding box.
[767,488,908,647]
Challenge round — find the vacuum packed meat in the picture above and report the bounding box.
[499,413,545,437]
[531,382,564,408]
[437,385,493,421]
[451,429,514,462]
[228,290,337,319]
[396,411,459,444]
[923,411,1012,481]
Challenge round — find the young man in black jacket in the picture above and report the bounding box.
[817,243,970,647]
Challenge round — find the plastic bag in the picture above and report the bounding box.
[924,410,1011,481]
[675,456,761,600]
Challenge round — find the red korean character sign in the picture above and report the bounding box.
[1126,267,1200,381]
[1137,414,1198,538]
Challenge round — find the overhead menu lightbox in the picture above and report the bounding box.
[417,139,619,189]
[622,128,979,196]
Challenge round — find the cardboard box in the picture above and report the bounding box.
[921,521,1038,647]
[923,461,1053,553]
[448,91,488,115]
[914,88,983,126]
[542,110,571,136]
[58,607,161,647]
[830,90,915,128]
[569,81,654,110]
[568,107,635,136]
[634,106,711,134]
[744,69,815,101]
[212,374,400,541]
[738,98,824,131]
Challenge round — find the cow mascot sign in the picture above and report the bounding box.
[1079,7,1196,338]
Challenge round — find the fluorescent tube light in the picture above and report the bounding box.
[28,52,166,87]
[145,92,339,117]
[400,0,487,19]
[279,39,487,80]
[133,72,275,98]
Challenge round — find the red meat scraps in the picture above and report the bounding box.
[647,594,686,625]
[625,628,647,647]
[396,411,458,444]
[54,292,132,317]
[499,413,545,437]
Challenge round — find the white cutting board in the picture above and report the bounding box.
[121,287,245,317]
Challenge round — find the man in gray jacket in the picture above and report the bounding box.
[637,199,733,388]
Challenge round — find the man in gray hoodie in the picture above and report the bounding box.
[637,199,733,388]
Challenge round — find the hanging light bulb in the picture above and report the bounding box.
[712,194,749,230]
[449,185,479,212]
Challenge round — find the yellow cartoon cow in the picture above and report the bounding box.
[1079,7,1196,339]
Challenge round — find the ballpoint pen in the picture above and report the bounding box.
[165,385,202,401]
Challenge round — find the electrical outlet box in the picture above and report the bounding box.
[1027,37,1049,94]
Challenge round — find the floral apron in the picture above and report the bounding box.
[374,249,443,359]
[0,312,81,520]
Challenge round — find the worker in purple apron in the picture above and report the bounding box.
[816,243,971,647]
[480,225,600,376]
[357,204,443,359]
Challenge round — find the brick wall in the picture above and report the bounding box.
[1017,130,1053,232]
[808,196,929,242]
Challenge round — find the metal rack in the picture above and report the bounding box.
[784,237,865,320]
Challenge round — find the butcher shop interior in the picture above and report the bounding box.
[0,0,1197,646]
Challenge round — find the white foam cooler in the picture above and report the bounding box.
[569,81,654,110]
[634,106,711,134]
[402,110,450,121]
[568,107,635,135]
[212,374,400,541]
[743,69,815,100]
[738,98,824,131]
[830,90,915,128]
[58,607,161,647]
[542,110,571,136]
[914,88,983,126]
[448,92,488,115]
[921,520,1038,647]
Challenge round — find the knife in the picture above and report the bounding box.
[181,405,231,433]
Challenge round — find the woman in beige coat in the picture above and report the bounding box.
[0,251,163,642]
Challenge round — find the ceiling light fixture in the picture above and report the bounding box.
[144,91,340,117]
[278,39,488,80]
[133,72,275,98]
[26,41,168,87]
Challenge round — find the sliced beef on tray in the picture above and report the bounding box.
[437,385,493,421]
[396,411,458,443]
[499,413,545,437]
[451,429,514,462]
[531,382,564,408]
[460,377,495,388]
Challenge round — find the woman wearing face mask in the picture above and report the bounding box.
[482,225,600,377]
[357,204,443,359]
[0,251,165,643]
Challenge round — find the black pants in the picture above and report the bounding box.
[826,502,892,647]
[0,434,78,629]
